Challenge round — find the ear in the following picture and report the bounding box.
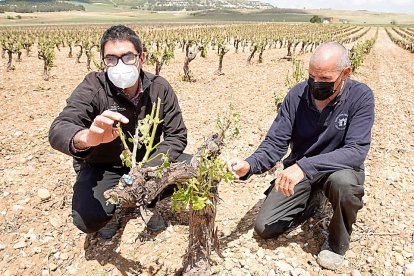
[139,52,146,64]
[342,66,352,79]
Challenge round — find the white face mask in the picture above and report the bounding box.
[107,61,139,89]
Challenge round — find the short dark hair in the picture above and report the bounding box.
[100,25,143,58]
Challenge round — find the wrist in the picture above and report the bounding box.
[73,129,93,150]
[295,163,306,178]
[244,160,251,175]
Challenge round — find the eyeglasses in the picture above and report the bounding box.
[103,52,140,67]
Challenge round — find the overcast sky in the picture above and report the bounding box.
[263,0,414,14]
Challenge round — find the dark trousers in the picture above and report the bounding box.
[72,153,192,233]
[254,169,365,255]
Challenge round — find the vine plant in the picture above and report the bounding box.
[117,97,168,170]
[172,107,239,212]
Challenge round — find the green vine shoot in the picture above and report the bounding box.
[172,106,240,212]
[117,97,167,170]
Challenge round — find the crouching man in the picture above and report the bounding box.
[49,25,187,239]
[227,42,374,270]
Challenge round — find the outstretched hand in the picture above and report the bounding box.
[226,158,250,179]
[73,110,129,150]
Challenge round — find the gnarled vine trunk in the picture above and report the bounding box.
[182,197,218,275]
[104,132,227,275]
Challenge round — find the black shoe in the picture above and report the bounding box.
[147,211,167,232]
[98,215,120,240]
[140,206,167,232]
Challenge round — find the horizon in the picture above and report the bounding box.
[1,0,414,14]
[263,0,414,14]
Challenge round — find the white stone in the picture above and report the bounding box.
[268,269,276,276]
[405,262,414,275]
[274,260,293,272]
[347,250,357,258]
[13,131,23,137]
[294,268,309,276]
[38,188,51,200]
[49,216,62,228]
[53,252,60,260]
[384,260,392,267]
[67,265,78,275]
[60,252,69,260]
[12,205,25,211]
[25,228,37,241]
[13,241,26,249]
[395,253,405,266]
[366,256,375,263]
[352,269,362,276]
[257,248,265,258]
[49,263,58,271]
[224,259,235,270]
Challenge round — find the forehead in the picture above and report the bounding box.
[103,40,136,56]
[309,58,339,79]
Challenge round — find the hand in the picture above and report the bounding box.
[226,158,250,179]
[274,164,306,196]
[73,110,129,149]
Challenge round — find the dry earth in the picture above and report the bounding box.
[0,27,413,275]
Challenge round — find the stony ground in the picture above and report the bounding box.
[0,27,413,276]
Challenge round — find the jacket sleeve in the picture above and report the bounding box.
[297,88,375,180]
[242,92,294,179]
[48,73,99,159]
[146,83,187,167]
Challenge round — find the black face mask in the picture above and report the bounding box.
[308,72,343,101]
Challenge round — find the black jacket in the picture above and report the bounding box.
[49,70,187,171]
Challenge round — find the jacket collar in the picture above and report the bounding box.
[141,70,153,91]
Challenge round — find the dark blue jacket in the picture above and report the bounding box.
[245,78,375,180]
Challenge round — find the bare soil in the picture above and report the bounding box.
[0,27,413,275]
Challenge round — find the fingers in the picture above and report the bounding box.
[226,160,233,171]
[274,173,281,192]
[226,158,238,172]
[227,159,240,179]
[101,110,129,124]
[89,124,105,134]
[275,173,295,197]
[226,158,249,179]
[91,110,129,132]
[93,115,116,128]
[231,161,242,171]
[275,174,288,195]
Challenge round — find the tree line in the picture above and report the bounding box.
[0,0,85,13]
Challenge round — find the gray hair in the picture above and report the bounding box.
[310,41,351,71]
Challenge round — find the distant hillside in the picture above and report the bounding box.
[77,0,274,11]
[0,0,85,13]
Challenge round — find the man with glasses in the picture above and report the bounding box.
[227,42,375,270]
[49,25,187,239]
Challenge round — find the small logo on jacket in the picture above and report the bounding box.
[109,104,126,112]
[335,114,348,130]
